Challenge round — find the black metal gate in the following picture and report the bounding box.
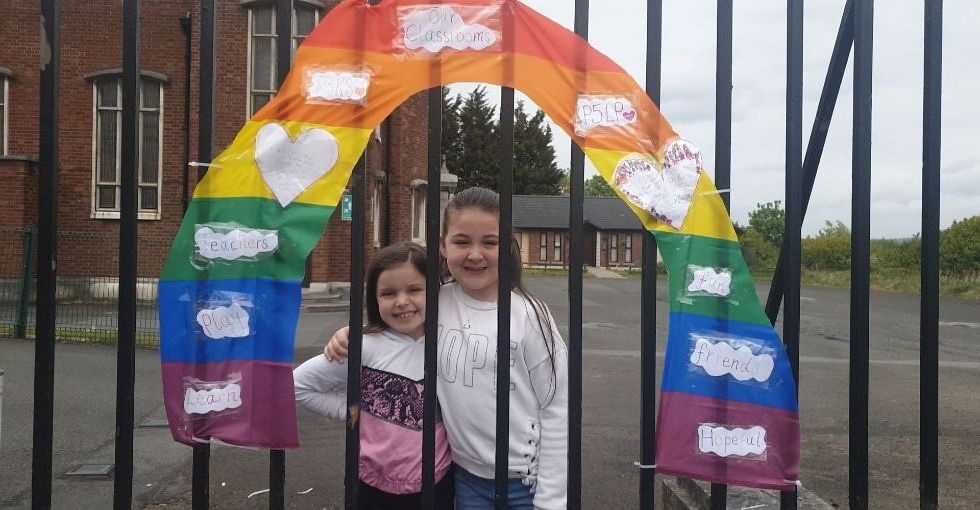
[27,0,944,509]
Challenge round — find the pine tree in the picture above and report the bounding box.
[511,102,562,195]
[454,86,500,190]
[441,87,464,177]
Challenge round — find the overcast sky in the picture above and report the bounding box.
[449,0,978,238]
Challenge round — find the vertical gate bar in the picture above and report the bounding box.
[269,451,285,510]
[639,1,662,508]
[920,1,942,508]
[495,6,516,507]
[781,0,804,508]
[715,0,733,210]
[495,87,515,510]
[421,85,443,510]
[181,14,192,213]
[32,0,60,507]
[849,1,873,509]
[765,0,854,323]
[710,1,733,507]
[114,0,141,507]
[345,155,367,509]
[197,0,216,182]
[193,2,217,507]
[16,227,36,338]
[568,1,589,508]
[269,1,293,507]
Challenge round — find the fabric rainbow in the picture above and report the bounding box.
[160,0,799,490]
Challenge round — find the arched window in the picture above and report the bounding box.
[246,0,324,116]
[87,70,169,219]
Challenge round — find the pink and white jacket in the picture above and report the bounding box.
[293,330,453,494]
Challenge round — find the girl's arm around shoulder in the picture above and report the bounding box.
[293,354,349,420]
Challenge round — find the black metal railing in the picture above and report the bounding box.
[24,1,947,509]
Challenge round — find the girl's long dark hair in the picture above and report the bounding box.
[440,187,560,404]
[365,241,427,334]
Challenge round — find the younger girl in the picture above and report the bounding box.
[326,187,569,510]
[293,242,454,509]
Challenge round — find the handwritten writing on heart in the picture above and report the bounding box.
[255,123,340,207]
[612,140,703,230]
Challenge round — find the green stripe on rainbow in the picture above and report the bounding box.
[160,197,334,283]
[655,231,771,327]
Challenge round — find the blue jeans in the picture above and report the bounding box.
[455,466,534,509]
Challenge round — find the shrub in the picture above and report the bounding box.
[873,236,920,270]
[940,216,980,274]
[739,229,779,271]
[802,235,850,270]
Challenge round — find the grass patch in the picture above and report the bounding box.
[749,267,980,300]
[0,324,160,348]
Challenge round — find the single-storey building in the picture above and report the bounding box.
[512,195,657,270]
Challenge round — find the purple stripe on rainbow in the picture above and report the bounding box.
[655,391,800,491]
[162,360,299,449]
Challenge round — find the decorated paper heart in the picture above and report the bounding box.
[255,123,340,207]
[612,140,703,229]
[623,110,636,122]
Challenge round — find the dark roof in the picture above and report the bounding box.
[511,195,643,231]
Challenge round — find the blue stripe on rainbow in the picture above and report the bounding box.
[661,312,798,412]
[160,279,301,364]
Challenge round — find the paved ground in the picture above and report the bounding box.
[1,276,977,509]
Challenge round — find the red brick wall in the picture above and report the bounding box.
[0,0,428,282]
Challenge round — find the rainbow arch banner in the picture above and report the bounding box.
[160,0,799,490]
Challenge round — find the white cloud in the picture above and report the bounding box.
[402,6,497,52]
[196,303,251,340]
[184,383,244,415]
[697,425,768,458]
[195,226,279,261]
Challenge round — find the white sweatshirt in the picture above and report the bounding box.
[436,283,569,510]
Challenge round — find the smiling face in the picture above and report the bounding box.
[440,208,500,302]
[376,262,426,339]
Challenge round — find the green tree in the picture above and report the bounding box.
[511,102,562,195]
[454,86,500,190]
[739,229,779,271]
[819,219,851,237]
[748,200,785,246]
[940,216,980,274]
[584,174,616,197]
[441,87,464,178]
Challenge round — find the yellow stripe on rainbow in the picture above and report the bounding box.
[193,120,372,208]
[584,147,738,242]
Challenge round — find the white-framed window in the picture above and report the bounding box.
[247,2,321,117]
[539,232,548,261]
[625,233,633,263]
[554,232,562,261]
[0,71,9,155]
[91,78,164,220]
[609,233,618,263]
[410,184,427,243]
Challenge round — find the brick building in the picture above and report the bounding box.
[0,0,435,283]
[513,195,652,270]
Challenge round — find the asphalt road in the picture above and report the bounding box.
[0,276,977,509]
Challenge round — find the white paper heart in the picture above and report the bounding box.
[255,123,340,207]
[612,140,703,229]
